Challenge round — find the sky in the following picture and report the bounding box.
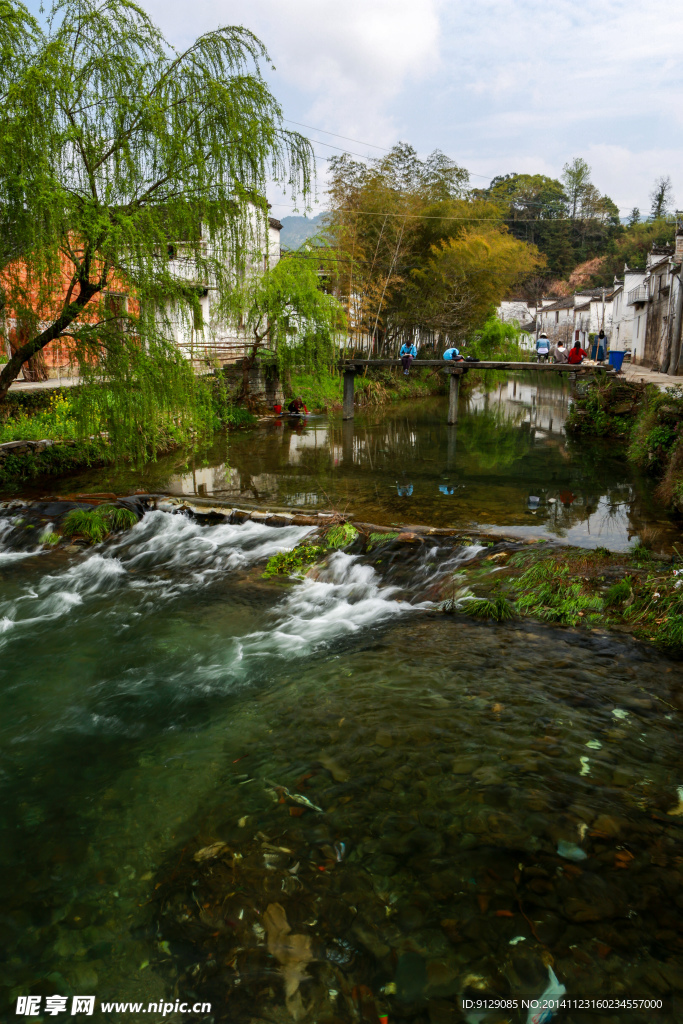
[42,0,683,217]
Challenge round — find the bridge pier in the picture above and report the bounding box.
[448,371,461,425]
[343,369,356,420]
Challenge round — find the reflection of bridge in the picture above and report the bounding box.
[339,359,613,423]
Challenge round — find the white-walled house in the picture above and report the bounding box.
[610,268,646,354]
[534,291,614,348]
[167,210,282,370]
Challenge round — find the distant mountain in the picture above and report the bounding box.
[279,212,328,250]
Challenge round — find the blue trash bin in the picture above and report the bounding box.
[608,350,625,371]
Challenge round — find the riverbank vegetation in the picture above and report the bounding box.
[567,376,683,513]
[455,543,683,653]
[0,379,254,486]
[0,0,312,421]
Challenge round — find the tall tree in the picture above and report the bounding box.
[562,157,592,221]
[325,147,542,352]
[0,0,313,435]
[628,207,641,227]
[650,176,674,220]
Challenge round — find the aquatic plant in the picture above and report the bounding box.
[325,523,358,549]
[367,531,399,550]
[261,543,326,578]
[62,505,138,545]
[464,595,516,621]
[39,530,60,546]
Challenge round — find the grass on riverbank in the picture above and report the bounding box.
[287,365,447,413]
[0,380,256,486]
[455,543,683,650]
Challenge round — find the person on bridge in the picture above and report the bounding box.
[400,341,418,375]
[552,341,568,363]
[443,347,464,361]
[568,341,587,364]
[536,333,550,363]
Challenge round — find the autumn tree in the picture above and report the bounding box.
[324,144,541,353]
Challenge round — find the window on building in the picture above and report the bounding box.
[555,311,559,323]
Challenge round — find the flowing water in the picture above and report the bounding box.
[2,375,683,1023]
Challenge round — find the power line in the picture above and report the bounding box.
[285,118,634,211]
[285,118,493,181]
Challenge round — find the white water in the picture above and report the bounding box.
[0,513,429,665]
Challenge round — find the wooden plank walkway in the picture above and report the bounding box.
[339,358,614,423]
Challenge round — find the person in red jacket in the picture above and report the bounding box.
[568,341,587,364]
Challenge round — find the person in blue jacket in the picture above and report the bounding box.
[400,341,417,375]
[443,347,464,361]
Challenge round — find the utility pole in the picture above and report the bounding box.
[668,214,683,376]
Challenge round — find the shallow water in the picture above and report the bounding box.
[2,374,683,1022]
[0,509,682,1023]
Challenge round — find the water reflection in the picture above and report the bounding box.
[164,374,677,552]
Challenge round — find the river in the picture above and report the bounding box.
[1,374,682,1023]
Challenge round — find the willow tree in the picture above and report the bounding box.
[0,0,312,453]
[228,251,346,401]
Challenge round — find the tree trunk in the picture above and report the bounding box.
[0,282,99,402]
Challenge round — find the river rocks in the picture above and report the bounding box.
[395,952,427,1002]
[451,755,480,775]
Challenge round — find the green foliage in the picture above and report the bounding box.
[325,145,542,353]
[0,437,106,487]
[467,315,532,360]
[289,368,343,411]
[478,163,620,281]
[512,561,603,626]
[39,529,60,545]
[0,0,313,413]
[465,595,516,621]
[566,377,651,439]
[325,523,358,548]
[0,392,80,442]
[62,504,137,544]
[261,543,325,578]
[226,253,346,380]
[368,531,398,550]
[629,543,653,564]
[604,578,632,606]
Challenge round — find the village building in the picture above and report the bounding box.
[610,267,647,355]
[3,209,282,382]
[533,290,614,349]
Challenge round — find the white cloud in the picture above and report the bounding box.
[133,0,682,212]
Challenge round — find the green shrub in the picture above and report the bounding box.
[62,504,138,545]
[262,543,326,578]
[325,523,358,548]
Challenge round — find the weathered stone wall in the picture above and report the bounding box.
[220,359,284,407]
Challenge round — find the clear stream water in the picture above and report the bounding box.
[2,375,683,1023]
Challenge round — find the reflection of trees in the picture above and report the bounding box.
[156,388,678,549]
[457,406,531,470]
